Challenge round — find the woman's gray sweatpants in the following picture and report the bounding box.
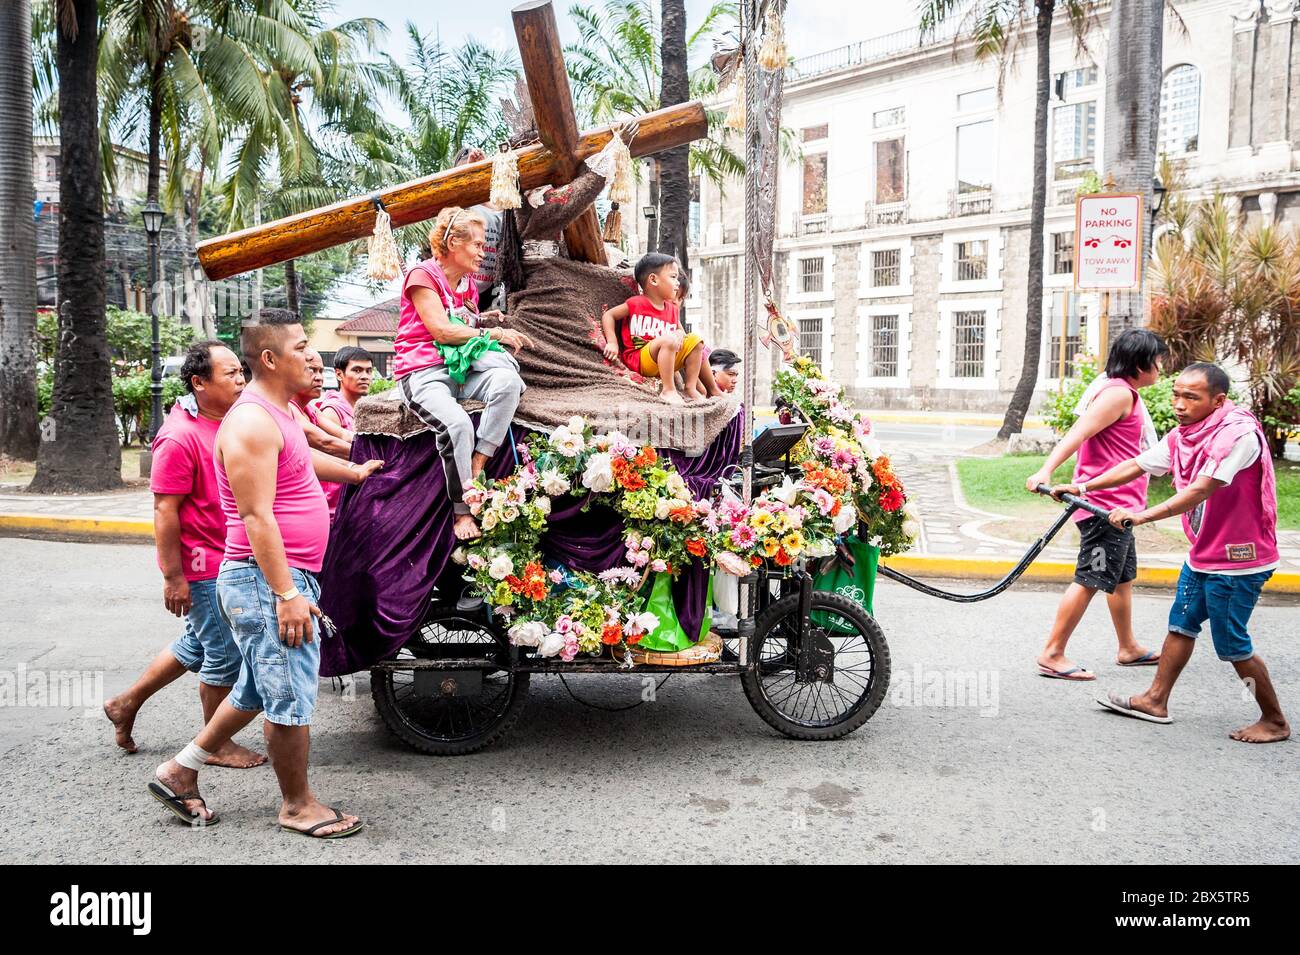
[399,350,525,514]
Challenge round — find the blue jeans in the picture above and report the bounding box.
[169,578,242,687]
[216,560,323,726]
[1167,564,1274,662]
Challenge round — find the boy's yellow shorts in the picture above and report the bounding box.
[639,333,703,376]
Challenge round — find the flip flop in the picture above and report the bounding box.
[147,780,219,827]
[1096,691,1173,724]
[281,808,365,839]
[1037,663,1095,681]
[1117,651,1161,667]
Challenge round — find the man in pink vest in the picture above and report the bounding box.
[312,346,372,441]
[1053,363,1289,743]
[148,309,385,832]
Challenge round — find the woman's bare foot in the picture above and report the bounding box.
[206,742,268,768]
[1229,718,1291,743]
[661,390,684,406]
[1117,647,1159,665]
[280,799,363,837]
[154,759,212,821]
[1036,653,1094,680]
[104,696,139,753]
[453,513,481,541]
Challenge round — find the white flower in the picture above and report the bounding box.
[540,468,570,496]
[550,425,586,457]
[481,510,499,531]
[666,473,689,499]
[508,620,546,648]
[715,551,751,576]
[654,498,672,520]
[535,496,552,516]
[467,553,487,571]
[902,500,920,520]
[772,478,800,506]
[806,537,836,558]
[624,611,659,636]
[451,547,468,565]
[501,506,520,523]
[902,519,921,539]
[868,535,884,548]
[860,436,883,459]
[538,631,567,657]
[488,554,514,580]
[832,506,857,534]
[581,452,613,493]
[567,416,586,433]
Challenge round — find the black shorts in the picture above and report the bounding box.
[1074,515,1138,593]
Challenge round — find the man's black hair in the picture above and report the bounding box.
[1182,361,1231,397]
[334,346,374,373]
[179,339,228,394]
[1104,328,1169,380]
[708,348,741,370]
[634,252,677,288]
[239,308,302,376]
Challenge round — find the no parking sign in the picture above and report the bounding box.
[1074,193,1142,290]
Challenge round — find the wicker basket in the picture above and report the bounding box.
[610,631,723,667]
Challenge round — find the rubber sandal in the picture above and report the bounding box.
[1096,691,1173,724]
[1037,663,1096,681]
[1117,651,1161,667]
[281,807,365,839]
[148,780,219,827]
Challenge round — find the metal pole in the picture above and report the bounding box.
[147,228,162,442]
[736,0,759,655]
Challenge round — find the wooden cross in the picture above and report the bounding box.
[196,0,706,281]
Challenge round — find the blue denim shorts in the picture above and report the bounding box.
[1168,563,1273,662]
[216,560,323,726]
[169,577,242,687]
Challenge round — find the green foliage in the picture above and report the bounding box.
[367,376,396,395]
[112,374,187,447]
[1043,355,1205,441]
[38,307,195,376]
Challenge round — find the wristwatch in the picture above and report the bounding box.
[274,586,301,602]
[1077,481,1089,496]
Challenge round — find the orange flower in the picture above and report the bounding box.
[601,624,624,645]
[774,548,793,567]
[670,505,695,523]
[625,632,643,646]
[633,446,657,468]
[505,575,525,594]
[686,537,707,557]
[525,579,548,600]
[750,555,764,568]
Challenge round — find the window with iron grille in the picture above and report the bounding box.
[799,257,825,294]
[870,314,899,378]
[1051,231,1075,274]
[951,310,986,379]
[955,240,988,281]
[1046,297,1087,378]
[799,316,824,366]
[874,137,905,203]
[871,248,901,287]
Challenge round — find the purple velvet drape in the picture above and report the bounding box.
[319,411,743,676]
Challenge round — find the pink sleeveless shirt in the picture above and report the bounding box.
[1071,378,1149,523]
[216,389,331,572]
[394,259,478,379]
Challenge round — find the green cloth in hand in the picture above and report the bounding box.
[437,309,504,384]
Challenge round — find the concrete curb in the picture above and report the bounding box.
[882,554,1300,594]
[4,512,1298,594]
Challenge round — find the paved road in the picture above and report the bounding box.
[0,537,1295,864]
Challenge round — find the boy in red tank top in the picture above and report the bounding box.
[600,253,722,405]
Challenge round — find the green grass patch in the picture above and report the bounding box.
[956,453,1300,529]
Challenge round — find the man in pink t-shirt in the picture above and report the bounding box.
[103,341,266,768]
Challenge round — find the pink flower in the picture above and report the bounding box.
[629,550,650,568]
[827,402,855,423]
[813,436,836,456]
[549,569,564,584]
[561,633,579,662]
[730,524,758,548]
[555,614,573,634]
[832,449,857,471]
[650,559,668,573]
[853,416,873,440]
[810,488,835,516]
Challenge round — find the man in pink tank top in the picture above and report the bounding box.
[312,346,372,441]
[150,309,386,834]
[1024,330,1167,681]
[1054,363,1289,744]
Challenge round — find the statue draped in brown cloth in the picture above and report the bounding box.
[491,135,739,454]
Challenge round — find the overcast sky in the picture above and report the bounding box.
[330,0,918,68]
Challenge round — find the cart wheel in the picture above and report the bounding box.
[371,605,529,755]
[740,591,890,741]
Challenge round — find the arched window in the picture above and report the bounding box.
[1158,64,1201,155]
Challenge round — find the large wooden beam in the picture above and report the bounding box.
[512,0,604,264]
[195,101,706,281]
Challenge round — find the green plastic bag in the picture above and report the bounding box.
[635,570,711,652]
[812,536,878,629]
[437,309,504,384]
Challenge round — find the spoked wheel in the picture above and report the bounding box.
[371,604,529,755]
[740,591,890,740]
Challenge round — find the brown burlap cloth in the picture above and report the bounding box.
[353,256,739,454]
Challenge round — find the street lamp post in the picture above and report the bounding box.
[141,199,165,444]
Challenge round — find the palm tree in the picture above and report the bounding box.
[659,0,690,269]
[565,0,744,216]
[920,0,1096,440]
[219,0,394,315]
[30,0,122,492]
[0,0,40,460]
